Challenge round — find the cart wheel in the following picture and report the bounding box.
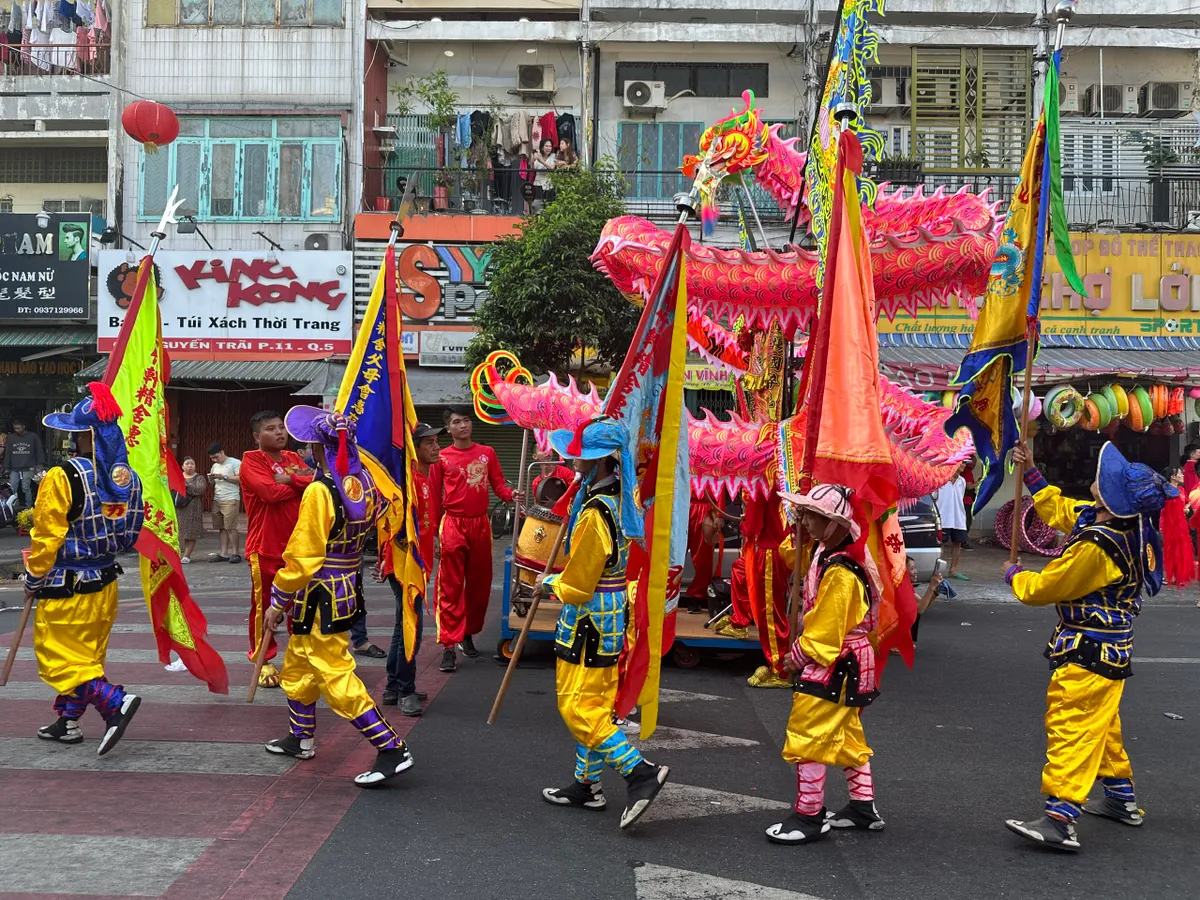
[497,638,516,660]
[513,600,530,618]
[671,643,700,669]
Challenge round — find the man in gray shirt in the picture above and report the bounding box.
[5,419,45,511]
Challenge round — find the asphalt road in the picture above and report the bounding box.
[288,590,1200,900]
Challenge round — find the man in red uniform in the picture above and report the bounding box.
[432,405,513,672]
[685,494,724,602]
[241,409,313,688]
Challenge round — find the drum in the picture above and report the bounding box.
[514,504,572,585]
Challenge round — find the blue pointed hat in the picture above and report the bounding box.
[1096,441,1178,518]
[43,382,133,505]
[547,416,643,543]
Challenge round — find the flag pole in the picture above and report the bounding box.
[1008,0,1074,565]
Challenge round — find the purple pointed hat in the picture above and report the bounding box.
[285,406,368,520]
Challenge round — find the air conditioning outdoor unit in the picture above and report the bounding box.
[868,77,909,108]
[1139,81,1192,117]
[915,82,955,108]
[1060,77,1079,113]
[1082,83,1138,116]
[304,233,333,251]
[623,80,668,111]
[516,64,556,95]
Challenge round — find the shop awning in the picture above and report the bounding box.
[878,348,1200,391]
[0,327,96,347]
[78,357,333,388]
[294,363,470,405]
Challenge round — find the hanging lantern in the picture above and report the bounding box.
[122,101,179,155]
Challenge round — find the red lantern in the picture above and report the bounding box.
[122,101,179,154]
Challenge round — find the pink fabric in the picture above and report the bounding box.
[791,549,879,695]
[845,763,874,801]
[94,0,108,31]
[794,761,826,815]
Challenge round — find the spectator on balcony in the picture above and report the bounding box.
[533,138,557,207]
[556,137,578,169]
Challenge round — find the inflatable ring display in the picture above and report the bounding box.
[1101,385,1121,419]
[993,499,1065,557]
[1080,398,1101,431]
[1130,386,1153,431]
[1044,385,1083,429]
[1151,384,1168,420]
[1086,392,1113,429]
[1108,384,1129,418]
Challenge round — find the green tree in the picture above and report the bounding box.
[464,161,640,375]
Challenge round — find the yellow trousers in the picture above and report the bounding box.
[555,658,621,749]
[1041,664,1132,804]
[782,690,872,768]
[279,622,376,722]
[33,582,119,695]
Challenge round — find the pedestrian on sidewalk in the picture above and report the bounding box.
[933,463,970,581]
[264,407,414,787]
[6,418,45,511]
[25,385,144,755]
[241,410,314,689]
[206,443,242,563]
[907,556,948,645]
[176,457,207,563]
[432,404,514,672]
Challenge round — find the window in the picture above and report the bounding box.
[617,121,705,199]
[0,198,13,213]
[615,63,768,99]
[145,0,342,26]
[139,117,342,221]
[0,148,107,183]
[43,198,107,216]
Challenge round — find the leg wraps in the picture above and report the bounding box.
[1045,796,1082,823]
[575,745,605,783]
[795,761,826,815]
[79,677,126,720]
[288,699,316,739]
[845,762,875,801]
[1101,777,1135,802]
[54,693,87,720]
[350,707,401,751]
[593,731,643,777]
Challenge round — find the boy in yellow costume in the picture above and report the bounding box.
[25,384,144,756]
[767,483,885,845]
[1003,441,1174,851]
[262,407,413,787]
[534,417,670,830]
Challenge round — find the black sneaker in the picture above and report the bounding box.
[827,799,885,831]
[1083,795,1144,827]
[439,648,457,672]
[265,734,315,760]
[1004,814,1081,851]
[400,694,422,717]
[380,690,399,706]
[543,780,607,810]
[354,744,414,787]
[619,762,670,829]
[459,635,480,658]
[766,810,831,845]
[229,555,243,564]
[38,716,83,745]
[97,694,141,757]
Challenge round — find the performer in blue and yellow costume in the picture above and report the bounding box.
[26,382,145,756]
[1003,440,1175,852]
[262,407,413,787]
[535,417,670,830]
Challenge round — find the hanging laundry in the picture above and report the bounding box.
[556,113,577,155]
[48,24,76,67]
[538,111,558,150]
[93,0,106,33]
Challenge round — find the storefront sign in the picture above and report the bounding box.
[395,241,492,325]
[877,232,1200,345]
[96,251,354,359]
[0,213,91,320]
[684,363,736,392]
[418,329,474,367]
[0,359,82,377]
[401,330,418,355]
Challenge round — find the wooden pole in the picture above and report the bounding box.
[0,593,33,688]
[246,624,271,703]
[1008,333,1036,564]
[787,521,805,642]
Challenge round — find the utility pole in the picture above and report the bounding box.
[579,0,592,166]
[800,0,820,140]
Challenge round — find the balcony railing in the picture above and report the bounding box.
[1,42,111,77]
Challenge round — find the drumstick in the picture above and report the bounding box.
[246,623,271,703]
[2,549,35,688]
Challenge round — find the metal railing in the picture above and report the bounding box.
[1,42,112,77]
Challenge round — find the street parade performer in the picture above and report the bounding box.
[241,410,314,688]
[26,384,144,755]
[263,407,413,787]
[535,417,670,830]
[1003,441,1174,851]
[766,483,885,845]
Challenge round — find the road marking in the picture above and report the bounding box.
[110,622,246,636]
[1139,657,1200,663]
[0,834,212,896]
[635,782,789,824]
[635,864,828,900]
[3,647,387,666]
[658,688,731,703]
[638,726,759,751]
[0,738,297,776]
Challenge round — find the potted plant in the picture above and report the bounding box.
[392,69,461,181]
[1125,130,1179,222]
[433,168,454,211]
[873,152,923,186]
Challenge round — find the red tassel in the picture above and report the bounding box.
[551,473,583,518]
[565,420,588,458]
[87,381,122,422]
[336,427,349,477]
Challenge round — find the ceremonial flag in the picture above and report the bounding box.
[103,262,228,694]
[609,224,691,740]
[337,245,424,662]
[945,48,1084,514]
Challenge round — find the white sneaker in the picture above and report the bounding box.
[165,656,188,672]
[180,556,191,564]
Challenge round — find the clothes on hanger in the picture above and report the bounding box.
[538,111,558,150]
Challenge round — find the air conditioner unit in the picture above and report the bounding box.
[304,233,333,251]
[868,77,909,108]
[1139,81,1192,116]
[915,82,955,108]
[1059,77,1079,113]
[624,80,667,111]
[516,64,556,94]
[1083,83,1138,116]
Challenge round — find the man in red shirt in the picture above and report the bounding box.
[241,409,313,688]
[530,448,574,506]
[432,405,514,672]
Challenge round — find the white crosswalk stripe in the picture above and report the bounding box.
[635,864,829,900]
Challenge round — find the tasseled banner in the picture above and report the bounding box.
[1160,494,1195,587]
[565,419,589,458]
[87,381,122,422]
[335,427,349,477]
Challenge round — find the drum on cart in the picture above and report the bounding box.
[514,503,572,585]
